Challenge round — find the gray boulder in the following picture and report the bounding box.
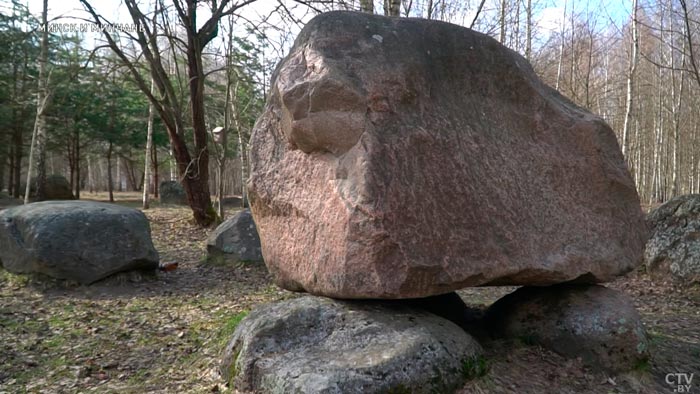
[0,201,159,284]
[485,284,650,373]
[23,174,75,201]
[207,209,263,264]
[221,296,484,394]
[645,194,700,284]
[159,181,186,205]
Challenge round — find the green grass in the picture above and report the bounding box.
[215,311,248,348]
[0,269,30,287]
[461,355,489,380]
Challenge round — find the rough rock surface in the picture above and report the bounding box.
[159,181,186,205]
[221,296,484,394]
[0,201,159,284]
[207,209,263,264]
[484,284,650,373]
[645,194,700,284]
[248,11,647,299]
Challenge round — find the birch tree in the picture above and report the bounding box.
[24,0,50,204]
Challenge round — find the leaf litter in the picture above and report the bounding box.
[0,202,698,393]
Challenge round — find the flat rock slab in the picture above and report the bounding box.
[221,296,484,394]
[0,201,159,284]
[645,194,700,284]
[248,11,647,299]
[484,284,650,373]
[207,209,263,264]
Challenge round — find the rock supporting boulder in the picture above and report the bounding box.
[159,181,186,205]
[207,209,263,264]
[484,284,650,373]
[248,11,647,299]
[0,201,159,284]
[221,296,484,394]
[645,194,700,284]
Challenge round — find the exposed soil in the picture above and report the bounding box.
[1,193,699,393]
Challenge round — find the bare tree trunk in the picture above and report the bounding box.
[555,0,567,91]
[238,123,247,209]
[184,0,215,225]
[360,0,373,13]
[0,138,6,192]
[526,0,532,61]
[34,0,50,202]
[152,147,159,198]
[7,146,14,195]
[670,29,686,197]
[470,0,487,29]
[385,0,400,16]
[80,0,219,226]
[116,156,123,192]
[499,0,507,44]
[621,0,638,160]
[87,155,94,194]
[169,147,176,181]
[24,117,39,204]
[75,128,80,199]
[26,0,50,204]
[107,141,114,202]
[143,78,155,209]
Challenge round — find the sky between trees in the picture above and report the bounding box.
[1,0,698,225]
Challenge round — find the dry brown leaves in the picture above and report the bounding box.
[1,195,699,393]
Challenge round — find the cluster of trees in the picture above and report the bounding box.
[2,0,700,226]
[0,0,267,225]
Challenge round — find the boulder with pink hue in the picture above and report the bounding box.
[248,11,647,299]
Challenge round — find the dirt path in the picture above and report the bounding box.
[1,198,698,393]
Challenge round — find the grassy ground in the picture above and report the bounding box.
[1,192,699,393]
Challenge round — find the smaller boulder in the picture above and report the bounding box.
[222,195,249,208]
[159,181,186,205]
[23,174,75,201]
[221,296,484,394]
[484,284,649,373]
[207,209,263,264]
[645,194,700,284]
[0,201,159,284]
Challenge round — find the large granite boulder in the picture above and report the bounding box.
[248,11,647,299]
[484,284,650,373]
[645,194,700,284]
[159,181,186,205]
[221,296,484,394]
[0,201,159,284]
[207,209,263,264]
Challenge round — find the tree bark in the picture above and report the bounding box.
[75,128,80,199]
[107,141,114,202]
[143,78,155,209]
[499,0,507,44]
[116,156,122,192]
[79,0,250,226]
[385,0,400,16]
[152,146,159,198]
[11,120,22,198]
[360,0,373,13]
[34,0,50,202]
[621,0,638,160]
[182,0,215,225]
[555,0,567,91]
[526,0,532,60]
